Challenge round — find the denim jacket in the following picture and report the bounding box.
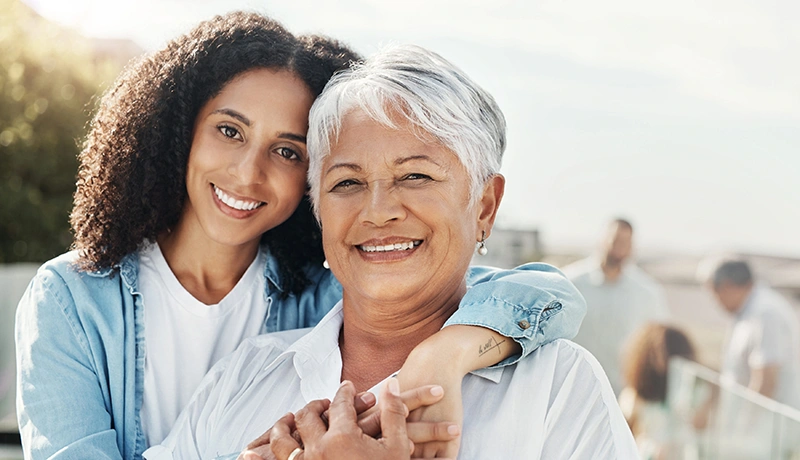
[15,249,585,460]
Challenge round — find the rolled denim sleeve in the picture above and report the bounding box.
[15,270,123,460]
[444,263,586,367]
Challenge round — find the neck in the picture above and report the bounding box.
[601,259,623,282]
[339,283,466,392]
[157,212,260,305]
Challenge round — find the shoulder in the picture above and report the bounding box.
[17,250,133,335]
[224,328,311,371]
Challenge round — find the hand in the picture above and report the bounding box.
[397,325,520,458]
[238,382,457,460]
[269,379,455,460]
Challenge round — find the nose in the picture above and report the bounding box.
[359,180,406,226]
[227,145,267,185]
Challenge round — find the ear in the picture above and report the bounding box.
[476,174,505,239]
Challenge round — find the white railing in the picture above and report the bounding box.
[667,356,800,460]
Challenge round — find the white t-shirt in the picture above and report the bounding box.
[564,257,670,394]
[722,284,800,409]
[138,243,270,446]
[144,302,639,460]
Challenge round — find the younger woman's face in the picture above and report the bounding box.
[182,68,315,250]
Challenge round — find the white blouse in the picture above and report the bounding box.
[145,302,638,460]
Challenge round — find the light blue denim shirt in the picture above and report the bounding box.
[15,249,585,460]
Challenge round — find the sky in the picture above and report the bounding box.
[24,0,800,257]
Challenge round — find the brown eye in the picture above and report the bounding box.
[276,147,300,161]
[218,125,242,140]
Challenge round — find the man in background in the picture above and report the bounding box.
[564,218,670,394]
[707,258,800,409]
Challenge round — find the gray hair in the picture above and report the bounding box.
[709,258,754,288]
[306,44,506,216]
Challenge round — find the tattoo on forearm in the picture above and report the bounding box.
[478,337,506,357]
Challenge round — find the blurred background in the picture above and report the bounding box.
[1,0,798,458]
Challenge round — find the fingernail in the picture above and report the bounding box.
[388,377,400,395]
[340,380,351,388]
[447,424,460,436]
[430,385,444,397]
[360,392,376,405]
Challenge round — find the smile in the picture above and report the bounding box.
[213,185,264,211]
[357,240,422,253]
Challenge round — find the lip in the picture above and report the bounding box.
[210,184,264,219]
[355,237,423,263]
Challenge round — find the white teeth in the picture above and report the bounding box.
[359,240,422,253]
[213,185,264,211]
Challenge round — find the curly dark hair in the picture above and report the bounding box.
[623,323,695,402]
[70,12,360,295]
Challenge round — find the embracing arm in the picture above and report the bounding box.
[15,269,123,460]
[395,262,585,457]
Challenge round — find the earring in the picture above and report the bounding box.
[477,231,488,256]
[323,259,330,269]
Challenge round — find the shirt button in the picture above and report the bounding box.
[518,320,531,330]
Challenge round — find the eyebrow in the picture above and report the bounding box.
[394,154,441,167]
[325,163,362,175]
[278,133,307,144]
[210,109,307,144]
[210,108,250,126]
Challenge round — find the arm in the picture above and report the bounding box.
[15,269,123,460]
[395,263,583,457]
[749,365,780,398]
[450,262,586,366]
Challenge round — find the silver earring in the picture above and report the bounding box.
[323,259,330,269]
[477,231,488,256]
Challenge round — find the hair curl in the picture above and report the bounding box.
[623,323,695,402]
[70,12,359,295]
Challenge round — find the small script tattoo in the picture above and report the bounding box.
[478,336,506,357]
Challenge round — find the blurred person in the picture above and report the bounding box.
[618,323,696,460]
[14,13,587,460]
[564,218,670,393]
[144,43,635,460]
[706,258,800,409]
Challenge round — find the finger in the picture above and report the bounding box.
[294,399,331,442]
[353,391,377,414]
[327,381,359,428]
[356,409,382,438]
[239,445,275,460]
[399,384,444,412]
[357,383,446,437]
[406,421,460,444]
[378,378,411,454]
[269,413,302,460]
[246,428,272,449]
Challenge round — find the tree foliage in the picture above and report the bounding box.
[0,0,123,263]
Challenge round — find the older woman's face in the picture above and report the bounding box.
[318,111,491,305]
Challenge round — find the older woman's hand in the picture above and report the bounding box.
[267,379,456,460]
[238,380,458,460]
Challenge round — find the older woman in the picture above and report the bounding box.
[145,45,636,460]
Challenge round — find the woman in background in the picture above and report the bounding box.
[619,323,696,460]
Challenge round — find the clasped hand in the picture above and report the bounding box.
[238,378,459,460]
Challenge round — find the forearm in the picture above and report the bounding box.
[749,366,780,398]
[448,263,586,367]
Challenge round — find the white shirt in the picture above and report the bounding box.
[144,302,638,460]
[564,257,670,394]
[138,243,271,446]
[722,284,800,409]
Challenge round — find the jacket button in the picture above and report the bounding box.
[518,320,531,330]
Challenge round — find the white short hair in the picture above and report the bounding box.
[306,44,506,217]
